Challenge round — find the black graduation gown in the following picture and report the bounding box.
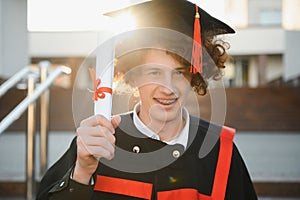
[36,113,257,200]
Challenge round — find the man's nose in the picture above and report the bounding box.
[158,75,176,95]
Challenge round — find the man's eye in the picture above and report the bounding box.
[174,70,184,75]
[148,71,160,75]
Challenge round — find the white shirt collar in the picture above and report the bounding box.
[133,103,190,149]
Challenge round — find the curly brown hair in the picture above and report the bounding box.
[115,31,230,96]
[192,32,230,95]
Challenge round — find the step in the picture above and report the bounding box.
[0,131,299,197]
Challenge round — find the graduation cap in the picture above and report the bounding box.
[105,0,235,74]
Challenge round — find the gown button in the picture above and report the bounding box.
[133,146,140,153]
[172,150,180,158]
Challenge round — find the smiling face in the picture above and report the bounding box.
[131,49,192,127]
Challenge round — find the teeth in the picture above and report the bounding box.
[156,99,177,105]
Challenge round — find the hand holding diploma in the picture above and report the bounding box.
[73,40,121,185]
[74,114,120,185]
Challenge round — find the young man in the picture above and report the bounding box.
[37,0,257,199]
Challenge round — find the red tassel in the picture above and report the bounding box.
[190,5,202,74]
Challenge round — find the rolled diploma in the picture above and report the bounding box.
[94,40,115,120]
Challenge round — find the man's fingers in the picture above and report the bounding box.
[76,115,120,163]
[77,126,116,144]
[80,115,115,133]
[77,136,115,160]
[79,131,115,147]
[111,115,121,129]
[90,146,115,160]
[79,115,98,126]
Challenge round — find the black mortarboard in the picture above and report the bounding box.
[105,0,235,74]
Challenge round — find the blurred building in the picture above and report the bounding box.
[223,0,300,87]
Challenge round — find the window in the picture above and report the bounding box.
[259,9,282,26]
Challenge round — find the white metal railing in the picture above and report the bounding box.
[0,66,71,133]
[0,66,31,97]
[0,62,71,200]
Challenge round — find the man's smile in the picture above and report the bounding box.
[154,98,178,105]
